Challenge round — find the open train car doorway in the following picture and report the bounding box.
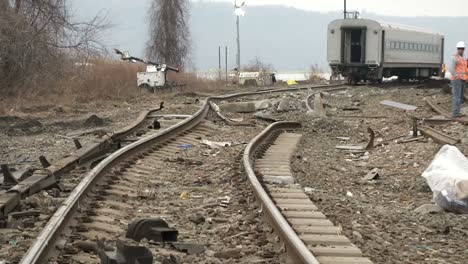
[342,28,366,64]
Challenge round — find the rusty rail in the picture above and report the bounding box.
[426,99,468,124]
[20,83,344,263]
[242,122,319,264]
[0,106,164,217]
[419,126,461,145]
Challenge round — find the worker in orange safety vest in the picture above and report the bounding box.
[449,41,468,118]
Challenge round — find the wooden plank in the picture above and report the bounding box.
[317,257,373,264]
[282,211,326,219]
[300,234,352,246]
[310,246,363,257]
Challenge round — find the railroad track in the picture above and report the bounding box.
[0,109,190,262]
[15,83,348,263]
[243,122,373,264]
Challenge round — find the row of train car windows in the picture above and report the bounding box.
[386,41,440,53]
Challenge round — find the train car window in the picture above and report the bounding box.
[390,41,395,49]
[403,42,408,50]
[409,43,414,50]
[396,42,401,49]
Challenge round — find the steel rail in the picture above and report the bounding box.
[305,86,349,112]
[243,121,319,264]
[20,83,343,263]
[0,107,164,218]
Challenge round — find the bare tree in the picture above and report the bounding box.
[0,0,109,94]
[243,57,275,72]
[146,0,191,69]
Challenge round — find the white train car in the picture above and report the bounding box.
[327,18,444,84]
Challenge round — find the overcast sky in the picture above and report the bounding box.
[196,0,467,17]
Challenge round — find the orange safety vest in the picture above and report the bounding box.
[452,54,468,81]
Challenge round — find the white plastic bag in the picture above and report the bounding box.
[422,145,468,214]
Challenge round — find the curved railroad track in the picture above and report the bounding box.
[17,84,347,263]
[243,122,373,264]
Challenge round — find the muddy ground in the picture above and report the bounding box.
[2,83,468,263]
[287,85,468,264]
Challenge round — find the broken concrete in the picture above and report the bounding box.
[254,99,274,111]
[218,102,256,113]
[277,96,304,112]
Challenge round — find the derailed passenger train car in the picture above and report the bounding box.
[327,18,444,84]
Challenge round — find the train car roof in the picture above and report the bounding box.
[329,18,443,36]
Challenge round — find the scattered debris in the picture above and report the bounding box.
[337,115,387,119]
[380,100,417,111]
[209,102,253,126]
[98,239,153,264]
[254,111,278,122]
[336,128,375,151]
[84,114,104,127]
[346,191,354,197]
[172,242,206,254]
[363,168,381,181]
[336,137,350,141]
[126,218,178,242]
[422,145,468,214]
[180,192,189,200]
[342,107,361,111]
[397,136,424,144]
[214,249,242,259]
[177,144,193,150]
[165,157,203,166]
[201,139,231,149]
[414,204,444,214]
[426,99,468,124]
[418,117,451,126]
[277,96,304,112]
[218,196,231,207]
[66,127,108,138]
[419,126,460,145]
[188,213,205,225]
[254,99,274,111]
[218,102,256,113]
[313,93,326,117]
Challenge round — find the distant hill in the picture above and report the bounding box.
[74,1,468,71]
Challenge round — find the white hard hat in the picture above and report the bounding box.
[457,41,466,48]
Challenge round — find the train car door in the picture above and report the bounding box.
[342,28,366,64]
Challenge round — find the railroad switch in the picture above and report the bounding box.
[99,238,153,264]
[126,218,178,242]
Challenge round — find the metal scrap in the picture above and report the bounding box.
[426,99,468,124]
[126,218,178,243]
[380,100,417,111]
[336,127,375,151]
[201,139,231,148]
[210,102,253,127]
[419,126,460,145]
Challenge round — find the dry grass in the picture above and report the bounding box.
[0,59,225,115]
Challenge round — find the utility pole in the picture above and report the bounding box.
[344,0,347,19]
[234,1,244,72]
[218,46,221,80]
[225,46,228,82]
[236,16,241,71]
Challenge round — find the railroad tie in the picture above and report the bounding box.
[256,132,373,264]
